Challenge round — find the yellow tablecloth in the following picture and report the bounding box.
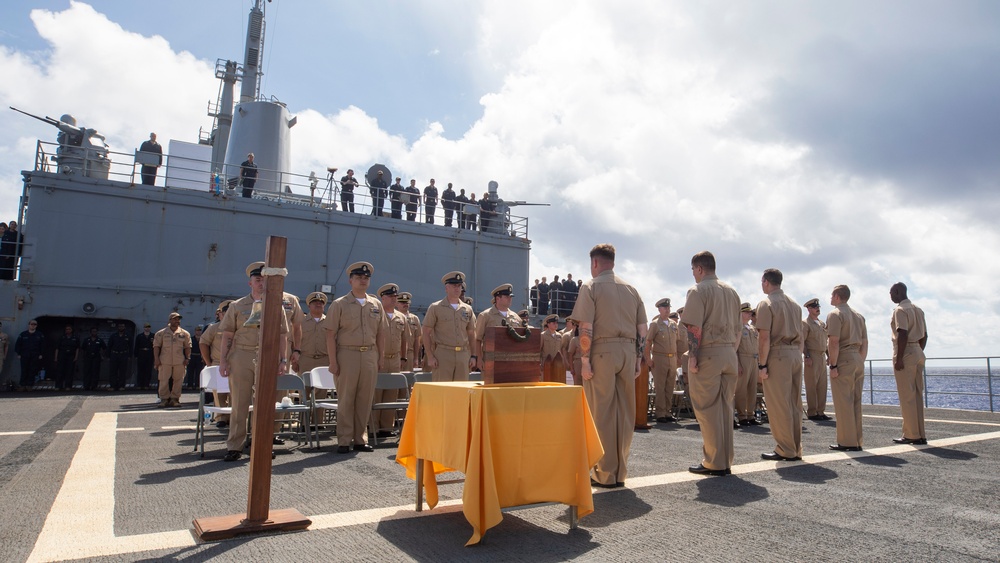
[396,381,604,545]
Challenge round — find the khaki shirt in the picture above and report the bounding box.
[755,289,803,347]
[384,310,407,358]
[424,299,476,348]
[475,306,523,347]
[540,329,563,361]
[153,326,191,365]
[324,293,386,347]
[737,324,759,357]
[567,335,582,363]
[200,322,222,366]
[680,274,741,347]
[281,293,304,327]
[571,269,646,341]
[803,317,828,356]
[648,318,681,356]
[219,294,290,351]
[300,316,328,359]
[404,312,422,358]
[891,299,927,345]
[826,304,867,350]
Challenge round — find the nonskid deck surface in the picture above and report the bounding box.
[2,392,998,562]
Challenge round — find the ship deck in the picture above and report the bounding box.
[2,391,998,562]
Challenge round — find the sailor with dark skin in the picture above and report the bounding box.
[890,282,929,445]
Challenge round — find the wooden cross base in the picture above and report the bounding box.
[193,508,312,541]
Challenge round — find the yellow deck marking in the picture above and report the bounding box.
[26,414,1000,562]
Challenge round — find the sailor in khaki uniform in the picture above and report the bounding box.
[890,282,928,444]
[298,292,329,424]
[802,298,830,420]
[200,300,233,425]
[735,303,760,427]
[475,283,524,371]
[324,262,387,453]
[826,284,868,451]
[218,261,290,462]
[398,292,422,372]
[422,271,478,381]
[755,269,804,461]
[153,312,191,408]
[571,244,647,487]
[564,318,583,385]
[681,251,741,476]
[540,314,566,383]
[375,283,406,434]
[645,298,682,423]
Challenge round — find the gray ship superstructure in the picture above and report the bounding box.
[1,1,535,388]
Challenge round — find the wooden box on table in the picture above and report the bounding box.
[481,325,541,384]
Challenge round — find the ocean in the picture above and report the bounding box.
[849,361,999,413]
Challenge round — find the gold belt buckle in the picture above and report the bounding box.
[359,346,369,352]
[453,346,463,352]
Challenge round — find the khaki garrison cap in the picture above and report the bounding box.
[655,298,671,308]
[307,292,328,304]
[378,283,400,297]
[246,261,265,277]
[740,302,753,312]
[347,261,374,277]
[804,298,820,308]
[442,271,465,285]
[492,283,513,297]
[398,292,412,303]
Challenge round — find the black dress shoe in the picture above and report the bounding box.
[807,415,822,421]
[745,419,762,426]
[761,451,801,461]
[590,479,619,489]
[216,420,229,428]
[893,437,927,445]
[818,414,832,421]
[353,444,375,452]
[222,450,241,462]
[688,464,729,476]
[272,437,285,445]
[656,416,676,423]
[377,429,397,438]
[829,444,862,452]
[336,446,351,454]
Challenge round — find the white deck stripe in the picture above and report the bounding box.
[25,415,1000,562]
[863,414,1000,427]
[0,431,34,436]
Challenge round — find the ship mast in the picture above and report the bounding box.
[240,0,266,103]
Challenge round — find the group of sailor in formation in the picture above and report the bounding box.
[197,247,928,488]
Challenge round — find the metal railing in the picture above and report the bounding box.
[29,140,531,239]
[863,356,998,412]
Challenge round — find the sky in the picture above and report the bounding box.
[1,1,999,360]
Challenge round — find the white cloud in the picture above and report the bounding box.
[1,1,998,361]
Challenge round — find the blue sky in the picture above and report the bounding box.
[2,1,999,359]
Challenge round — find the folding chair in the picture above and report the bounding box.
[194,366,233,458]
[273,374,312,448]
[308,366,340,449]
[368,373,410,446]
[413,372,434,383]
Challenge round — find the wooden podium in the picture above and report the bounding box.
[481,325,541,384]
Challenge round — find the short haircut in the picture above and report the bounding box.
[589,244,616,263]
[833,284,851,301]
[762,268,783,287]
[891,281,908,295]
[691,251,716,272]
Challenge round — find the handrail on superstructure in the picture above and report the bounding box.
[28,139,532,240]
[864,356,999,413]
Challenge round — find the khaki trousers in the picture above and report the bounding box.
[893,345,926,440]
[431,346,470,382]
[761,347,803,458]
[375,355,402,430]
[158,364,184,401]
[689,345,737,471]
[651,353,677,418]
[583,341,637,485]
[226,349,257,451]
[635,363,650,427]
[335,348,378,446]
[803,349,828,416]
[736,354,759,420]
[831,349,864,448]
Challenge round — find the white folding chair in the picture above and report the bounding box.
[308,367,340,449]
[273,374,312,448]
[368,372,411,446]
[194,366,233,458]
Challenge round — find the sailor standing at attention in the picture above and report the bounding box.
[889,282,928,445]
[735,303,760,427]
[755,268,804,462]
[422,271,478,381]
[644,298,683,424]
[324,262,387,453]
[802,298,830,421]
[540,314,566,383]
[826,284,868,452]
[474,283,524,370]
[571,243,647,488]
[200,300,233,427]
[397,292,422,372]
[374,283,406,436]
[218,261,289,462]
[153,312,191,408]
[680,251,741,477]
